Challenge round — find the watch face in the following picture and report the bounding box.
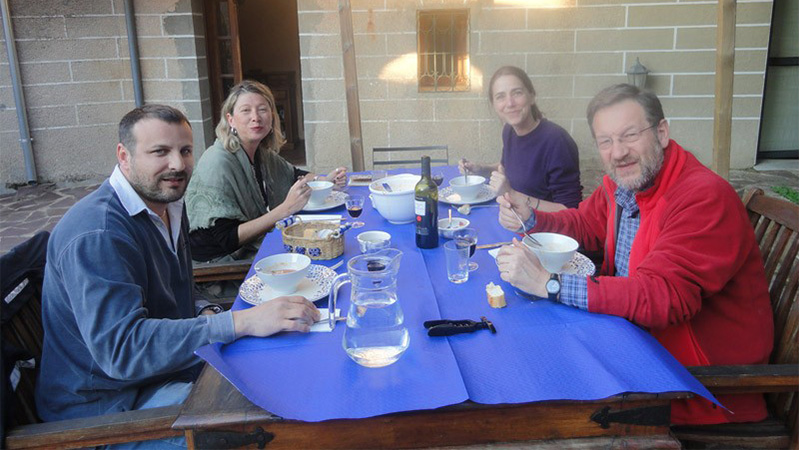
[546,278,560,294]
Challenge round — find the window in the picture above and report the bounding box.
[417,10,470,92]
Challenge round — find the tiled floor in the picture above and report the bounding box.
[1,164,797,255]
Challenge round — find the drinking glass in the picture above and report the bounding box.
[432,172,444,187]
[372,169,388,181]
[345,194,365,218]
[453,227,478,271]
[444,240,470,284]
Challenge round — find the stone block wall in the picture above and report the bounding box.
[0,0,211,185]
[297,0,774,172]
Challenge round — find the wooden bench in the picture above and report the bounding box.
[673,188,799,449]
[1,232,250,449]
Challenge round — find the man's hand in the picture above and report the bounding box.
[280,177,312,216]
[232,296,321,338]
[496,239,549,297]
[323,167,347,188]
[489,164,511,196]
[497,192,531,231]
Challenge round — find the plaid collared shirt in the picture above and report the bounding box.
[558,187,640,310]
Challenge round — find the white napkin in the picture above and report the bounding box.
[488,248,500,260]
[296,214,342,223]
[310,308,341,333]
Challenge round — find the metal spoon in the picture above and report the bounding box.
[509,208,541,248]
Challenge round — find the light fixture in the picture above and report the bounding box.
[626,58,649,89]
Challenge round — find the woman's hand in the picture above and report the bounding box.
[496,239,549,297]
[279,177,312,216]
[489,164,511,196]
[323,167,347,188]
[497,192,531,231]
[232,296,321,338]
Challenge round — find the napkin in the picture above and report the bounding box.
[296,214,342,222]
[310,308,341,333]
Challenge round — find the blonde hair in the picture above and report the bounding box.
[216,80,286,154]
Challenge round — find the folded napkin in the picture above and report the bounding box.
[310,308,341,333]
[296,214,342,222]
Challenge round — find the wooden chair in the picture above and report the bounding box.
[1,233,251,449]
[673,188,799,449]
[372,145,449,169]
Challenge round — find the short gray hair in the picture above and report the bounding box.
[586,84,664,137]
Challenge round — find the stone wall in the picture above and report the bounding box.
[0,0,212,185]
[297,0,774,172]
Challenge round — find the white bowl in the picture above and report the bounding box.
[254,253,311,294]
[438,217,470,239]
[522,232,579,273]
[368,174,421,224]
[449,175,486,202]
[356,230,391,253]
[307,180,334,206]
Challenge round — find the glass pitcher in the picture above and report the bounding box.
[328,248,409,368]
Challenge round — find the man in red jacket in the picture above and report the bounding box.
[495,84,773,425]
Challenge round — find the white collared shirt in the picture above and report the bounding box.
[109,166,184,253]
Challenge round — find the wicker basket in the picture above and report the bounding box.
[281,220,344,260]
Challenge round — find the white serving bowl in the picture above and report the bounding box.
[521,232,579,273]
[368,174,421,224]
[438,217,470,239]
[307,180,334,206]
[449,175,486,202]
[254,253,311,294]
[356,230,392,253]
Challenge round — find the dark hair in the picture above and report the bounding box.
[118,104,191,151]
[487,66,543,122]
[586,84,665,136]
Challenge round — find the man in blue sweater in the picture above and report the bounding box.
[35,105,319,446]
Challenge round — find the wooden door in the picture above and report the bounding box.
[204,0,243,125]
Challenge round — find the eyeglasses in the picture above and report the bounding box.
[595,123,658,151]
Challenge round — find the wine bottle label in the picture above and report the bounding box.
[414,199,426,216]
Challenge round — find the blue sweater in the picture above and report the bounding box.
[36,180,232,421]
[501,120,583,208]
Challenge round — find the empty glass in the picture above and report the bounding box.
[452,227,478,271]
[372,169,388,181]
[444,240,470,284]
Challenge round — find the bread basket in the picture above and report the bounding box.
[280,219,344,260]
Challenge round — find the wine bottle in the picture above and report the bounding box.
[415,156,439,249]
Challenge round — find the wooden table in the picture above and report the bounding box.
[173,365,688,449]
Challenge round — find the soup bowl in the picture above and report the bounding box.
[254,253,311,294]
[307,180,334,206]
[449,175,486,202]
[521,232,579,273]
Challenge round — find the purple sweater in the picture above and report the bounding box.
[500,119,582,208]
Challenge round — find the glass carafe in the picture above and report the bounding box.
[328,248,409,368]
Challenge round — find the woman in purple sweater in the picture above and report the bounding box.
[461,66,582,210]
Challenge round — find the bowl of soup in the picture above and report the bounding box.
[521,232,579,273]
[438,217,470,239]
[254,253,311,294]
[449,175,486,202]
[307,180,334,206]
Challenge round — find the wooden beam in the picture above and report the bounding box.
[712,0,736,179]
[338,0,365,171]
[227,0,243,84]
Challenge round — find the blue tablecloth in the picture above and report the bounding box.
[196,166,717,422]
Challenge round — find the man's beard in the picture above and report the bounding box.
[129,170,189,205]
[606,140,664,191]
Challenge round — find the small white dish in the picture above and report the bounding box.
[239,264,337,305]
[254,253,311,294]
[302,191,347,212]
[356,230,391,253]
[439,185,498,206]
[438,217,470,239]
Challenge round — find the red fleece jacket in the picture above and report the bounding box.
[533,141,774,425]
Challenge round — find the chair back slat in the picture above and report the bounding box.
[743,188,799,431]
[372,145,449,169]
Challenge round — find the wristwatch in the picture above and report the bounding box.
[199,304,224,315]
[545,273,561,301]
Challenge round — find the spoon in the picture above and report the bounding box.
[462,158,469,184]
[509,208,541,248]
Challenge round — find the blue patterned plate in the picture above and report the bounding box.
[239,264,337,305]
[488,248,596,276]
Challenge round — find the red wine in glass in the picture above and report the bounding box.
[432,174,444,187]
[347,206,363,218]
[456,237,477,257]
